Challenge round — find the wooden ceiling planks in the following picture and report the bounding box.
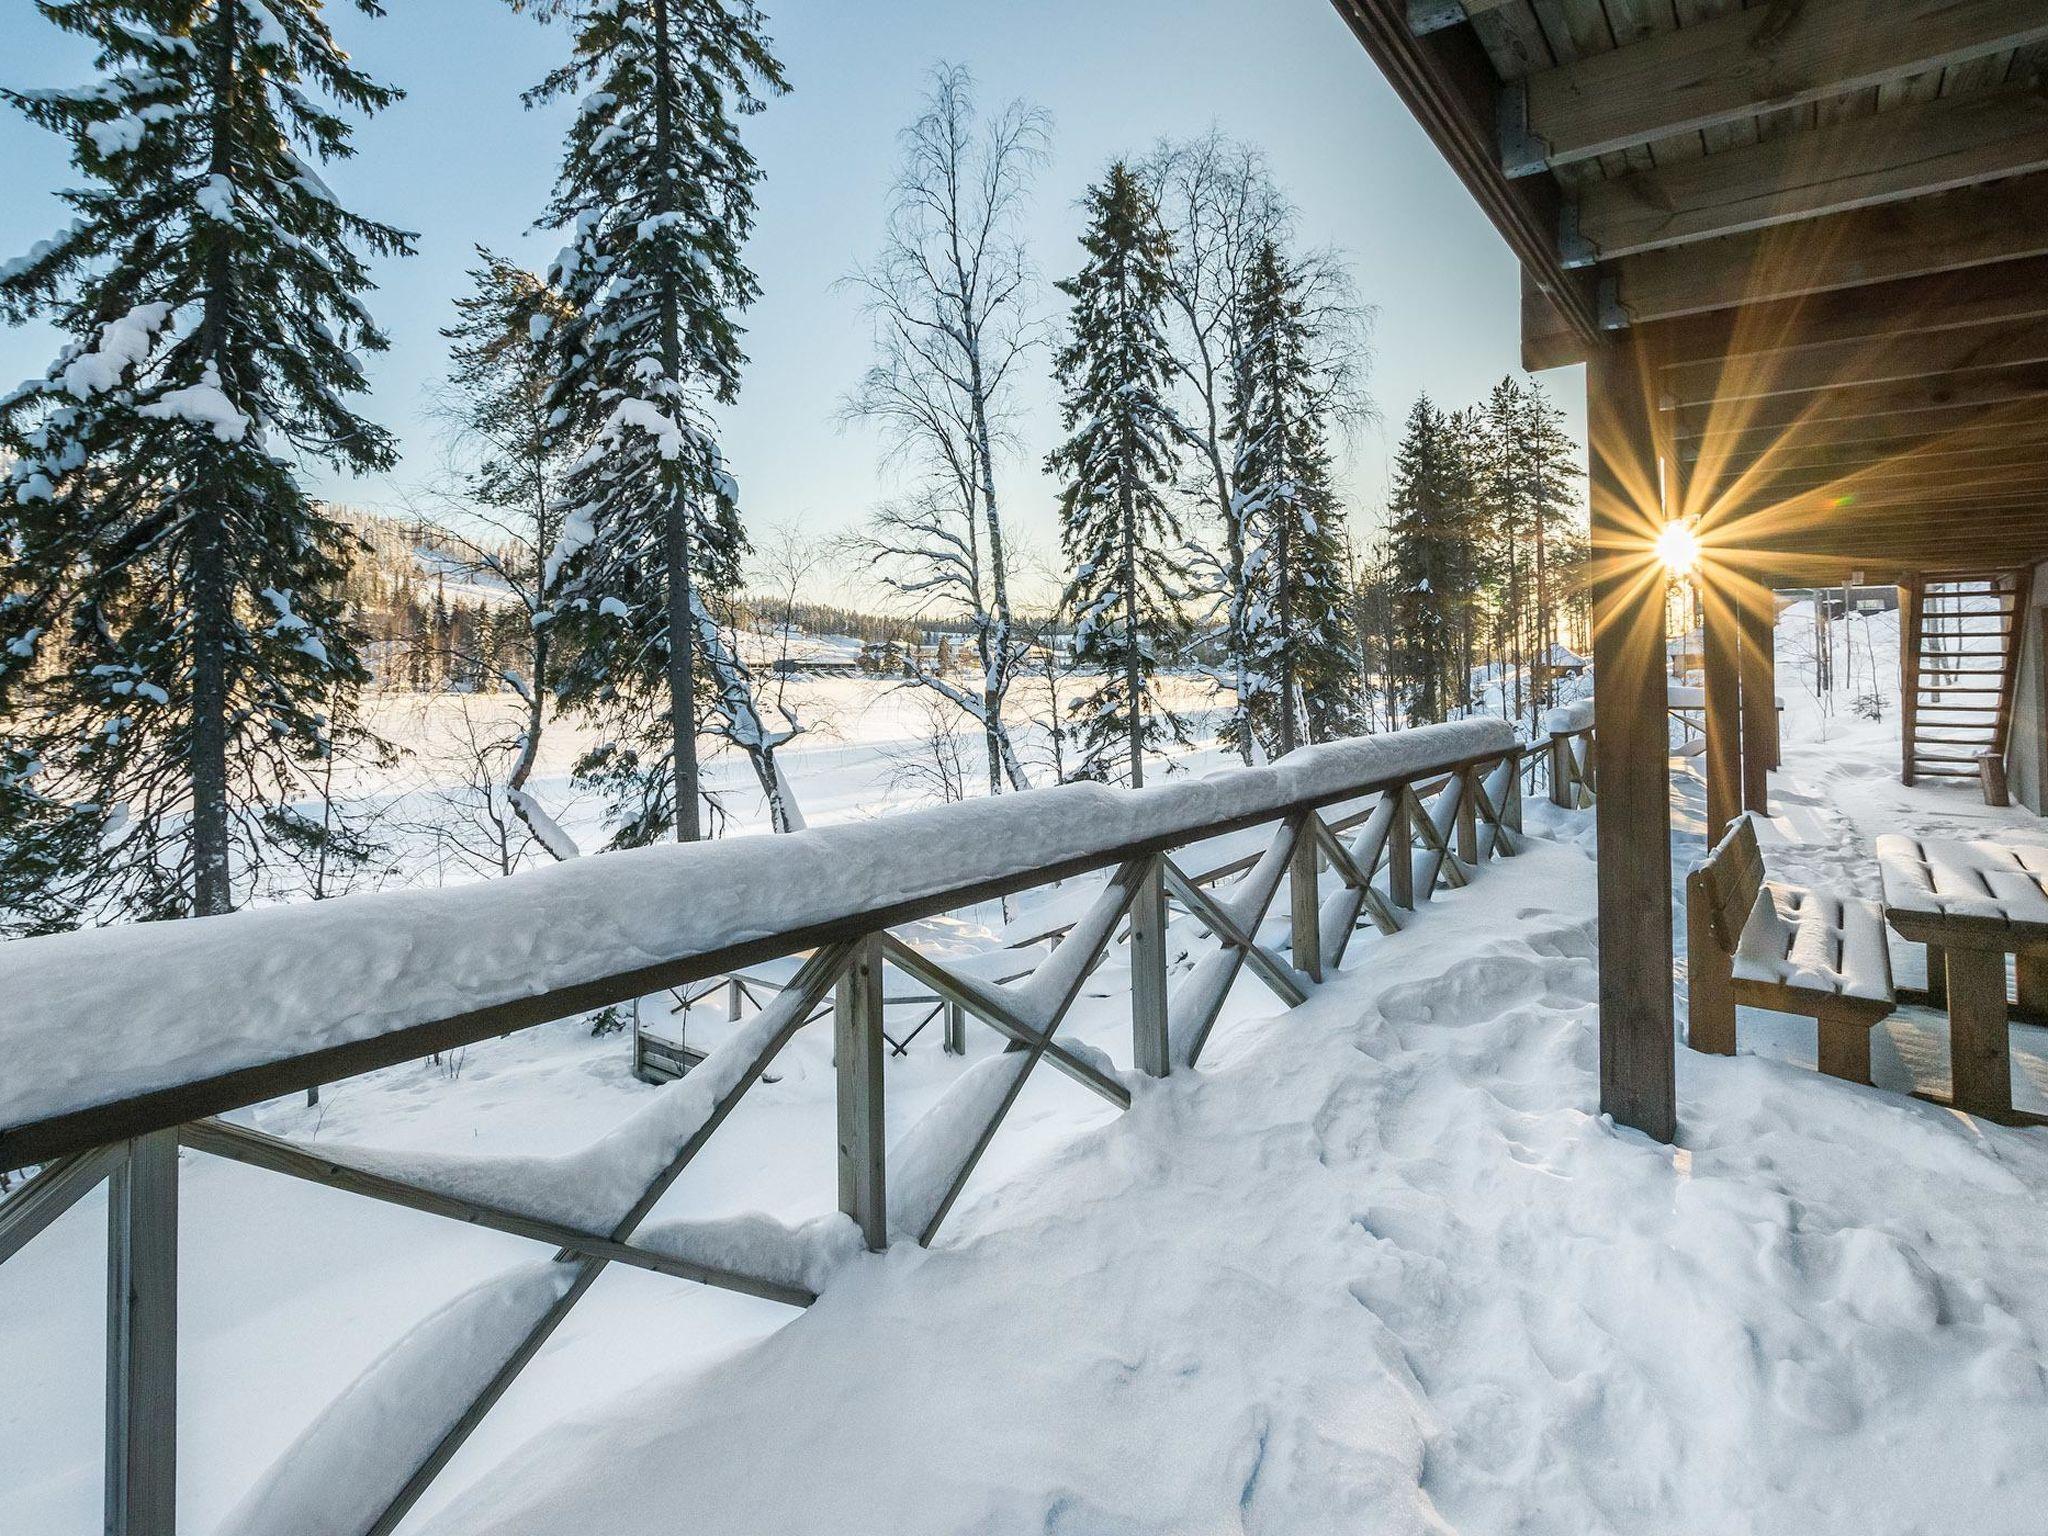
[1343,0,2048,578]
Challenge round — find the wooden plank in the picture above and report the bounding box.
[1738,580,1774,813]
[106,1131,177,1536]
[1680,401,2048,465]
[1289,814,1325,984]
[1387,788,1416,907]
[1902,577,1922,785]
[880,937,1132,1109]
[1578,86,2048,260]
[1129,857,1171,1078]
[1331,0,1603,346]
[1684,867,1738,1056]
[1650,255,2048,377]
[1703,577,1743,842]
[1944,944,2014,1118]
[835,935,888,1252]
[1517,0,2048,171]
[0,739,1528,1173]
[178,1120,817,1306]
[1673,361,2048,441]
[1664,317,2048,410]
[0,1145,115,1267]
[1588,334,1677,1142]
[1609,175,2048,325]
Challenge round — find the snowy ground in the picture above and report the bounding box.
[8,609,2048,1533]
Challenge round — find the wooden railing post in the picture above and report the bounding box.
[1456,768,1481,864]
[1549,732,1573,807]
[1129,856,1171,1077]
[1288,815,1324,984]
[834,935,887,1251]
[1388,789,1415,910]
[1504,751,1525,834]
[942,1001,965,1056]
[106,1129,177,1536]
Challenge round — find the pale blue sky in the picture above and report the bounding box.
[0,0,1583,601]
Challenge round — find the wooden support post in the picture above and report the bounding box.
[1702,577,1743,845]
[1900,576,1922,787]
[942,1001,965,1056]
[1130,857,1171,1077]
[1503,754,1524,834]
[1456,769,1480,865]
[1387,790,1415,910]
[1549,732,1573,807]
[1817,1015,1873,1087]
[1944,945,2013,1119]
[1588,335,1677,1143]
[2016,948,2048,1026]
[1738,580,1774,815]
[1289,817,1323,984]
[1683,871,1736,1056]
[106,1129,177,1536]
[726,977,744,1022]
[834,935,887,1251]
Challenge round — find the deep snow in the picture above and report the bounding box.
[8,604,2048,1534]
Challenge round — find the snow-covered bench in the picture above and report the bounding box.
[1686,817,1895,1083]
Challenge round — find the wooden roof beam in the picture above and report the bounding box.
[1608,176,2048,326]
[1693,430,2048,481]
[1661,315,2048,408]
[1646,257,2048,369]
[1330,0,1602,348]
[1574,86,2048,264]
[1706,462,2048,507]
[1673,362,2048,442]
[1509,0,2048,175]
[1677,400,2048,464]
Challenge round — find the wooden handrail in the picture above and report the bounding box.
[0,717,1591,1536]
[0,727,1523,1172]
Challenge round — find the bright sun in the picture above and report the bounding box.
[1654,519,1700,579]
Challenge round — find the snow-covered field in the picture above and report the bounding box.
[7,605,2048,1534]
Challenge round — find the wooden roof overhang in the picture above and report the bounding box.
[1333,0,2048,583]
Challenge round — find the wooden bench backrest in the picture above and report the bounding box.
[1696,816,1764,955]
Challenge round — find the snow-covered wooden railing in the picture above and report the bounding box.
[1543,700,1597,808]
[0,714,1555,1536]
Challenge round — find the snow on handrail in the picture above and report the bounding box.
[0,717,1517,1167]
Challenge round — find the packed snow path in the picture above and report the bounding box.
[416,838,2048,1536]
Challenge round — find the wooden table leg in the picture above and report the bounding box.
[1944,946,2013,1119]
[1925,942,1946,1008]
[2016,948,2048,1025]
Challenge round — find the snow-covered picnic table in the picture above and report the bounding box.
[1877,833,2048,1119]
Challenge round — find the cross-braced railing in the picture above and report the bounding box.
[0,716,1572,1536]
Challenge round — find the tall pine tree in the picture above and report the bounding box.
[1228,240,1357,757]
[1047,162,1193,788]
[527,0,799,843]
[0,0,411,927]
[1386,394,1483,724]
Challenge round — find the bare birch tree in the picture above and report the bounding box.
[845,63,1047,794]
[1143,132,1376,757]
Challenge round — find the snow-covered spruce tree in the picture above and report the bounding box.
[1386,393,1484,724]
[1047,162,1194,788]
[0,0,410,927]
[1227,239,1358,758]
[525,0,800,843]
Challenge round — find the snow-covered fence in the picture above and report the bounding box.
[1543,700,1597,808]
[0,713,1563,1536]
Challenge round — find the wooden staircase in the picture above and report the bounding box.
[1900,570,2033,787]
